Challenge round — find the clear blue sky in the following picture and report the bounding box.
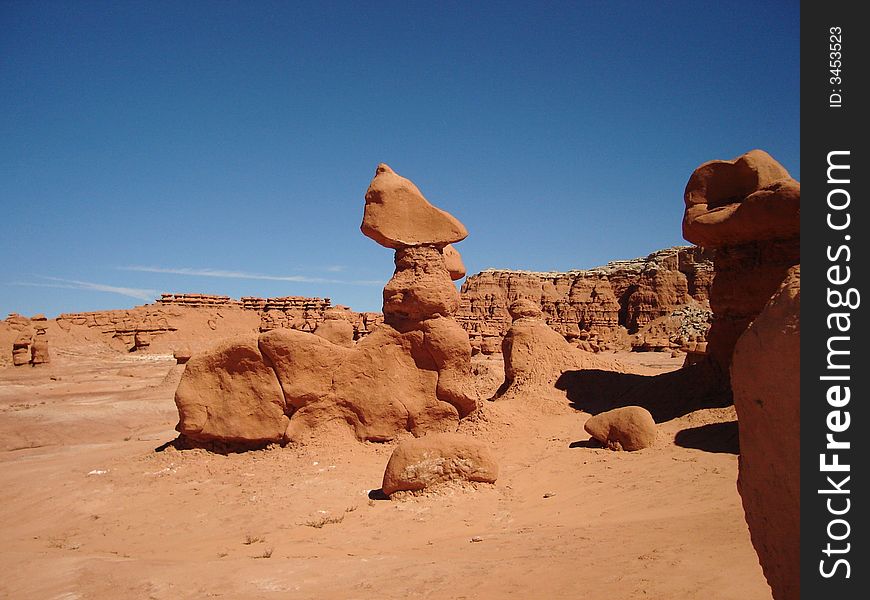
[1,1,799,317]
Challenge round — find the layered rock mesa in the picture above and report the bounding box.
[456,245,713,354]
[33,293,382,356]
[174,163,478,447]
[682,149,800,375]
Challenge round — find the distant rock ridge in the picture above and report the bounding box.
[456,245,713,355]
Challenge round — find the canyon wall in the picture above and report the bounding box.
[456,246,713,354]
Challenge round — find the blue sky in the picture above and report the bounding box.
[1,1,799,316]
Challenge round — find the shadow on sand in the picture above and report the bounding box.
[555,359,732,423]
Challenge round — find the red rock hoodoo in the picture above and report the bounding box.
[682,149,799,375]
[173,164,478,446]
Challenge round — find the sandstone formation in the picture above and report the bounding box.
[361,163,468,249]
[457,246,712,356]
[312,309,355,347]
[173,164,478,446]
[496,299,629,399]
[682,149,800,374]
[12,336,31,366]
[175,335,289,445]
[381,433,498,496]
[583,406,657,451]
[49,294,382,356]
[731,266,800,600]
[173,347,192,364]
[443,244,466,281]
[30,333,50,365]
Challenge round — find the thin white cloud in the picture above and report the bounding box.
[120,265,381,286]
[11,277,157,301]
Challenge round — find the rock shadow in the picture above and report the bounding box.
[674,421,739,454]
[555,359,732,422]
[568,439,603,449]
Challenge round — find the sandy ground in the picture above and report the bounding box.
[0,349,771,600]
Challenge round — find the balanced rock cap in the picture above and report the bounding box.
[682,149,799,248]
[361,164,468,249]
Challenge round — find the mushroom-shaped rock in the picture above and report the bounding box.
[682,149,800,376]
[382,433,498,496]
[313,309,355,347]
[361,163,468,249]
[442,244,466,280]
[731,265,800,600]
[683,149,799,248]
[584,406,657,451]
[174,335,288,446]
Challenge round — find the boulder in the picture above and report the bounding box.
[173,347,192,365]
[731,266,800,600]
[361,163,468,249]
[382,433,498,496]
[174,335,288,445]
[583,406,657,451]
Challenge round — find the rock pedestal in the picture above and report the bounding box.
[174,164,478,446]
[682,149,799,375]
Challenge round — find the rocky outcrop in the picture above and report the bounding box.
[682,149,799,375]
[12,335,31,366]
[51,294,382,355]
[3,314,50,367]
[174,335,289,445]
[30,333,50,365]
[457,246,713,354]
[496,300,630,399]
[173,164,478,446]
[158,293,242,308]
[381,433,499,496]
[731,266,800,600]
[583,406,657,451]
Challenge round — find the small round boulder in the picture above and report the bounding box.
[382,433,498,496]
[584,406,657,451]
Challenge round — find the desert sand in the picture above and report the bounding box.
[0,347,770,599]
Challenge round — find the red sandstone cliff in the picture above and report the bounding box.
[455,246,713,354]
